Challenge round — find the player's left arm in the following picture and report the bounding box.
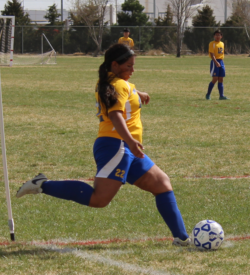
[137,90,150,105]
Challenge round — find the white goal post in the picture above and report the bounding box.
[0,74,15,241]
[41,33,57,65]
[245,24,250,40]
[0,16,15,67]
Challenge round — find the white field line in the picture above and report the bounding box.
[184,175,250,180]
[37,244,174,275]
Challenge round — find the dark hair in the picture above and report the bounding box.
[98,44,135,115]
[214,29,222,36]
[123,28,130,32]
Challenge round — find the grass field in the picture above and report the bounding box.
[0,55,250,274]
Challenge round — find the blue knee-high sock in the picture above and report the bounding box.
[156,191,189,240]
[42,180,94,206]
[207,82,214,96]
[218,82,224,97]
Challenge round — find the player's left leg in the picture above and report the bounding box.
[218,61,229,100]
[218,77,229,100]
[132,164,190,245]
[206,61,219,100]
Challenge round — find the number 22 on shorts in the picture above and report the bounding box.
[115,169,125,178]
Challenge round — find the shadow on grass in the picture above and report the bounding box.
[0,244,56,258]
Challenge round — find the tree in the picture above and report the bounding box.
[1,0,30,25]
[117,0,151,51]
[183,5,218,53]
[169,0,194,57]
[221,0,250,53]
[44,4,61,25]
[155,4,175,26]
[68,11,99,53]
[153,5,176,52]
[72,0,109,56]
[231,0,250,25]
[117,0,150,26]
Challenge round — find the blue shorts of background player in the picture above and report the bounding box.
[94,137,154,184]
[210,59,225,77]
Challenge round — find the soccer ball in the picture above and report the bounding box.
[192,220,224,250]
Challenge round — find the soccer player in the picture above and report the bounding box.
[206,30,229,100]
[16,44,190,247]
[118,28,134,49]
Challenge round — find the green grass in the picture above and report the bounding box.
[0,55,250,274]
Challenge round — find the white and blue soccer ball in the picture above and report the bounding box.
[192,220,224,250]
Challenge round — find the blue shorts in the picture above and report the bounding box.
[93,137,154,184]
[210,59,225,77]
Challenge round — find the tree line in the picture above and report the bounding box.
[1,0,250,56]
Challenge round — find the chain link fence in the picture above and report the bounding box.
[14,25,250,55]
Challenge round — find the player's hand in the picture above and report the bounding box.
[137,91,150,105]
[216,62,221,68]
[127,138,145,158]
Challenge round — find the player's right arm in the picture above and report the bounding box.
[210,53,221,68]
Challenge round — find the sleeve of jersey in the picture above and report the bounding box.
[108,81,129,113]
[131,39,134,47]
[208,42,215,54]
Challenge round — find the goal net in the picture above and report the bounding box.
[12,33,57,65]
[0,15,56,66]
[0,16,15,66]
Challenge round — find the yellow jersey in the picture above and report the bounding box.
[95,75,142,143]
[209,41,224,60]
[118,37,134,48]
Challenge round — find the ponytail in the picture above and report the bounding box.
[98,62,117,116]
[97,44,135,116]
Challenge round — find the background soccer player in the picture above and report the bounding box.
[206,30,229,100]
[118,28,134,49]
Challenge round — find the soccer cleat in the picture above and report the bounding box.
[16,173,47,198]
[205,94,211,100]
[219,96,229,100]
[172,237,192,247]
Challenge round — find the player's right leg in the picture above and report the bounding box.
[206,61,218,100]
[16,174,95,206]
[16,173,121,208]
[131,163,191,246]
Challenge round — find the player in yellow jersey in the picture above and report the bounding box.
[118,28,134,48]
[16,44,190,247]
[206,30,229,100]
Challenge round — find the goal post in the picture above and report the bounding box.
[0,16,15,67]
[245,24,250,40]
[41,33,57,65]
[0,74,15,241]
